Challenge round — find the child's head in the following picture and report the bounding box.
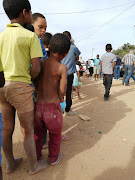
[3,0,32,24]
[32,13,47,38]
[106,44,112,52]
[50,33,71,61]
[42,32,53,57]
[42,32,52,48]
[63,31,71,40]
[96,54,99,59]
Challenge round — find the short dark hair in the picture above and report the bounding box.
[50,33,71,55]
[3,0,31,20]
[106,44,112,51]
[63,31,71,39]
[42,32,52,46]
[24,24,34,32]
[32,13,45,23]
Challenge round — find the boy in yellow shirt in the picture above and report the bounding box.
[0,0,48,175]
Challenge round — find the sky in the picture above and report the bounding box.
[0,0,135,61]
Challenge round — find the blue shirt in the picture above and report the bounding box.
[38,37,48,60]
[61,44,81,75]
[93,58,100,66]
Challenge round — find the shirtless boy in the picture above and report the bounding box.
[34,33,71,164]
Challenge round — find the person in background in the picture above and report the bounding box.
[72,57,82,99]
[113,53,121,80]
[85,61,90,78]
[100,44,116,101]
[99,65,102,79]
[93,54,100,80]
[88,59,94,78]
[61,31,81,116]
[122,49,135,86]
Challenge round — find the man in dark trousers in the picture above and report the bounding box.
[61,31,81,116]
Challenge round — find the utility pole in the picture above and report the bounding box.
[92,48,94,59]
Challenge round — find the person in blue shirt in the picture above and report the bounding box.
[93,54,101,80]
[61,31,81,116]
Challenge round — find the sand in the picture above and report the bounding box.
[2,77,135,180]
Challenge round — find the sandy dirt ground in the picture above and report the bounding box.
[2,77,135,180]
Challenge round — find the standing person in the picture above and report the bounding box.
[85,61,90,78]
[0,0,48,175]
[130,68,135,82]
[89,59,94,78]
[99,65,102,79]
[61,31,81,116]
[72,58,82,99]
[34,33,70,164]
[122,49,135,86]
[100,44,116,101]
[93,54,100,80]
[114,54,121,80]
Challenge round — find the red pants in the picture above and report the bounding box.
[34,102,63,163]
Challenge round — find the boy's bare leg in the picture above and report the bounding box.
[76,87,81,99]
[1,105,22,174]
[18,110,48,174]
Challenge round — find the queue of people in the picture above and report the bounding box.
[0,0,81,177]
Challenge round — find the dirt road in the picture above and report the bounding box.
[2,77,135,180]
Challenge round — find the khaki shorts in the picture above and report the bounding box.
[0,81,34,113]
[94,66,100,74]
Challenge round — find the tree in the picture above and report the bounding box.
[112,43,135,59]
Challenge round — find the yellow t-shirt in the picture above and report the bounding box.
[0,23,43,84]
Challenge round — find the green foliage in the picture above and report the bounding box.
[112,43,135,59]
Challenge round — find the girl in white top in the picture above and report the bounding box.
[72,64,82,99]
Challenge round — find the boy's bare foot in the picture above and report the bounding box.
[29,159,48,175]
[6,158,22,174]
[42,143,48,149]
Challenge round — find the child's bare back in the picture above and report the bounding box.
[37,57,67,103]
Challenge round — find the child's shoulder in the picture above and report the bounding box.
[59,63,68,72]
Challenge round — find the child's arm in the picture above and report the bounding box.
[0,59,5,87]
[77,71,81,82]
[31,58,41,80]
[59,64,68,102]
[0,71,5,88]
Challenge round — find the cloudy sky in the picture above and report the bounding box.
[0,0,135,60]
